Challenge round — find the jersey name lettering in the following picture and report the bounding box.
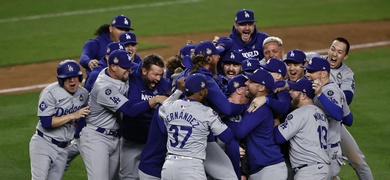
[163,111,200,127]
[313,112,327,122]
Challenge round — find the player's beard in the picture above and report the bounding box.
[290,94,301,109]
[143,76,159,89]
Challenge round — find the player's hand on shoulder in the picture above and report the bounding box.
[176,76,186,92]
[150,95,168,108]
[247,96,266,112]
[88,59,99,70]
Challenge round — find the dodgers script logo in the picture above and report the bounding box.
[55,104,82,117]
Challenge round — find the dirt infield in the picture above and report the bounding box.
[1,20,389,94]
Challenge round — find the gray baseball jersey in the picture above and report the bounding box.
[314,82,350,145]
[329,63,355,94]
[277,104,330,168]
[86,68,129,130]
[30,82,88,180]
[159,99,228,160]
[37,82,89,141]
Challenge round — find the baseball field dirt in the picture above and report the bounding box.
[0,20,389,94]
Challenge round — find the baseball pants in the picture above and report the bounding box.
[119,138,145,180]
[248,161,287,180]
[79,125,120,180]
[204,141,237,180]
[29,134,68,180]
[64,138,80,171]
[293,163,330,180]
[162,155,206,180]
[340,125,374,180]
[328,143,342,179]
[139,169,161,180]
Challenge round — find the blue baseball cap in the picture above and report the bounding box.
[261,58,287,77]
[288,78,315,99]
[235,9,255,24]
[222,51,244,64]
[119,32,138,45]
[180,44,196,59]
[242,58,261,75]
[108,50,137,69]
[302,56,330,73]
[227,74,248,95]
[247,68,274,90]
[284,49,306,64]
[185,73,215,93]
[106,42,124,55]
[111,15,133,31]
[194,41,224,57]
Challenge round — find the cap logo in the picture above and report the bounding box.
[262,80,266,85]
[244,11,250,18]
[201,81,205,88]
[114,57,119,64]
[230,52,235,59]
[206,48,212,55]
[126,34,131,40]
[107,47,111,54]
[247,60,252,67]
[233,81,240,88]
[112,19,116,25]
[127,54,131,61]
[119,44,124,49]
[309,59,313,65]
[290,51,295,57]
[303,89,307,93]
[67,65,74,72]
[123,18,129,25]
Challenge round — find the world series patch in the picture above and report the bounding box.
[79,94,84,101]
[105,88,112,95]
[327,90,334,96]
[39,101,48,111]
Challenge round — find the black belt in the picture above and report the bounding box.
[37,129,69,148]
[293,162,324,172]
[330,143,339,148]
[96,127,120,137]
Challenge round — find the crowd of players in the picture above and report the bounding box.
[29,9,374,180]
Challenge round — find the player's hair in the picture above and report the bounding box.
[142,54,165,70]
[262,36,283,47]
[184,90,196,97]
[333,37,350,55]
[189,54,209,74]
[94,24,110,36]
[166,55,184,76]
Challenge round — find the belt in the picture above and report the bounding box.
[330,143,339,148]
[37,129,69,148]
[96,127,120,137]
[166,154,193,160]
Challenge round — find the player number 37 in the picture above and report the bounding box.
[169,125,193,148]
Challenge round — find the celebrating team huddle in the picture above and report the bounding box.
[29,9,373,180]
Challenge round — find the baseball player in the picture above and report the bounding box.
[326,37,374,180]
[79,50,138,180]
[303,57,353,179]
[274,78,331,180]
[119,32,143,64]
[284,49,307,82]
[241,58,261,75]
[159,73,234,180]
[261,36,284,63]
[215,50,244,96]
[119,54,170,180]
[225,69,287,180]
[84,42,125,92]
[29,60,90,180]
[223,74,250,179]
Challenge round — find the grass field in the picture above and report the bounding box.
[0,0,389,179]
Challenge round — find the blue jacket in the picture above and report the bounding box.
[121,62,170,143]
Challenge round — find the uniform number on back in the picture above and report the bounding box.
[169,125,192,148]
[317,125,328,149]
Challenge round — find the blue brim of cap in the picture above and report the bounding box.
[236,20,256,24]
[123,41,138,45]
[287,81,299,91]
[182,55,193,69]
[301,65,316,71]
[204,80,215,89]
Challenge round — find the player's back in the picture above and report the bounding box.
[159,99,226,160]
[287,104,330,167]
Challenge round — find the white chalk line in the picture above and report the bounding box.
[0,0,201,23]
[1,41,389,94]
